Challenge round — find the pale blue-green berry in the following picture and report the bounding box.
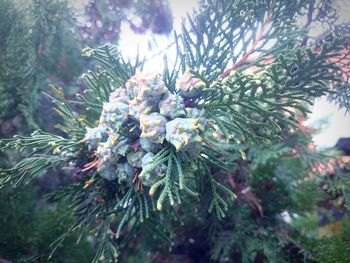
[176,66,205,98]
[98,163,117,181]
[128,99,154,120]
[95,133,129,164]
[125,71,167,105]
[109,87,129,115]
[139,112,167,144]
[126,150,146,168]
[84,125,108,150]
[107,133,129,156]
[124,72,145,99]
[158,93,186,119]
[96,137,119,164]
[109,87,128,101]
[139,138,162,153]
[117,162,134,183]
[99,102,126,127]
[139,73,167,104]
[165,118,203,152]
[185,107,207,130]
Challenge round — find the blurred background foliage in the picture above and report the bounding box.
[0,0,350,262]
[0,0,84,137]
[0,185,95,263]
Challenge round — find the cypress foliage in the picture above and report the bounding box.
[0,0,349,262]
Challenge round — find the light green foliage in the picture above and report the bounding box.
[295,218,350,263]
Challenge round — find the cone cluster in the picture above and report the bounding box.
[84,69,206,184]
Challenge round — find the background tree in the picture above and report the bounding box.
[79,0,173,44]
